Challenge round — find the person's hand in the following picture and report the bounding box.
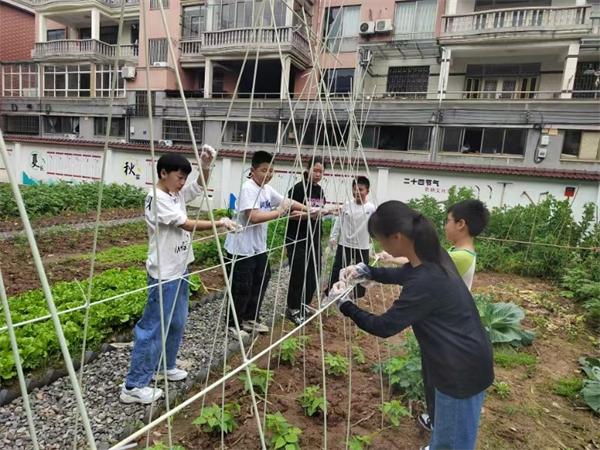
[339,262,371,284]
[377,251,394,262]
[328,239,337,251]
[328,281,354,312]
[288,210,306,219]
[217,217,241,232]
[276,198,293,216]
[200,144,216,169]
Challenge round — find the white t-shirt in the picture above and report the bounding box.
[145,181,203,280]
[224,179,283,256]
[331,200,376,250]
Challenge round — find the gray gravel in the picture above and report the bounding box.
[0,266,290,450]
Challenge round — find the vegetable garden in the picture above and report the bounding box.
[0,182,598,449]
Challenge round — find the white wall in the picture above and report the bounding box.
[3,140,599,221]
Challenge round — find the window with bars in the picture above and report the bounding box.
[386,66,429,96]
[150,0,169,9]
[135,91,155,116]
[163,119,203,142]
[362,125,431,151]
[43,64,91,97]
[562,130,600,160]
[464,63,540,99]
[573,61,600,99]
[4,116,39,135]
[43,116,80,135]
[441,127,527,155]
[2,64,39,97]
[95,64,126,97]
[94,117,126,137]
[148,38,168,64]
[224,121,278,143]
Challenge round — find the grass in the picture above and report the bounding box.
[494,348,537,369]
[553,377,583,400]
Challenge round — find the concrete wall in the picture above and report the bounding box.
[3,139,598,221]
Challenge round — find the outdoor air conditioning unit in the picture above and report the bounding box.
[375,19,393,33]
[159,139,173,147]
[152,61,168,67]
[122,66,136,79]
[359,21,375,35]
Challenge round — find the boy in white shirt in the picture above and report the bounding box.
[224,151,307,339]
[121,147,235,405]
[328,176,376,299]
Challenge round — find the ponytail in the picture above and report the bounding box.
[368,201,457,276]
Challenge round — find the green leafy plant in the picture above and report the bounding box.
[192,402,240,434]
[324,352,348,376]
[147,443,185,450]
[579,357,600,414]
[492,381,511,399]
[348,434,372,450]
[298,385,327,417]
[352,345,366,365]
[265,412,302,450]
[239,364,273,395]
[475,295,534,347]
[380,400,410,426]
[280,336,309,366]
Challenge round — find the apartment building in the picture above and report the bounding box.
[0,0,599,214]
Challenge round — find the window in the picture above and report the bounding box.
[387,66,429,96]
[394,0,437,39]
[324,68,354,94]
[441,128,526,155]
[361,125,431,151]
[43,65,90,97]
[2,64,38,97]
[95,64,126,97]
[47,29,66,41]
[163,120,203,143]
[562,130,600,160]
[474,0,551,11]
[323,6,360,53]
[182,5,206,39]
[464,64,540,99]
[4,116,39,135]
[573,61,600,99]
[224,121,278,143]
[135,91,155,116]
[43,116,80,135]
[212,0,285,30]
[149,38,168,65]
[150,0,169,9]
[94,117,126,137]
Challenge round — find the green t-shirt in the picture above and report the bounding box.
[448,247,477,290]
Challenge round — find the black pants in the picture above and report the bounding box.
[423,357,436,424]
[329,245,369,299]
[225,252,270,327]
[286,238,321,311]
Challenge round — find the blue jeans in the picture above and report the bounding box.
[429,389,485,450]
[125,273,189,388]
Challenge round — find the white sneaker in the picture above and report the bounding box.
[228,326,250,340]
[154,367,188,382]
[242,320,269,334]
[120,384,163,404]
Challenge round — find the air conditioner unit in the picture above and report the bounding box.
[152,61,168,67]
[359,21,375,35]
[375,19,393,33]
[159,139,173,147]
[122,66,136,79]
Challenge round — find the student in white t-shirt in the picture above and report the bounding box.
[121,147,236,405]
[328,176,376,299]
[224,151,307,339]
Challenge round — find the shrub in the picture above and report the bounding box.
[192,402,240,434]
[280,336,309,366]
[324,352,348,376]
[265,412,302,450]
[239,364,273,395]
[380,400,410,426]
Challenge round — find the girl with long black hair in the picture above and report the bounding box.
[331,200,493,450]
[285,156,326,325]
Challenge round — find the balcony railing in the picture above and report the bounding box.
[28,0,139,6]
[442,5,590,36]
[32,40,138,61]
[180,27,310,60]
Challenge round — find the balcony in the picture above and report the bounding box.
[32,39,138,63]
[28,0,139,6]
[180,27,312,69]
[441,5,591,41]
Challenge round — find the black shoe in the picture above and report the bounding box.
[285,308,305,326]
[418,413,433,432]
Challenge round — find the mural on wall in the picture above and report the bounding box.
[123,161,140,180]
[22,149,102,185]
[30,152,46,171]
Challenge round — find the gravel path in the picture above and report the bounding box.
[0,267,290,450]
